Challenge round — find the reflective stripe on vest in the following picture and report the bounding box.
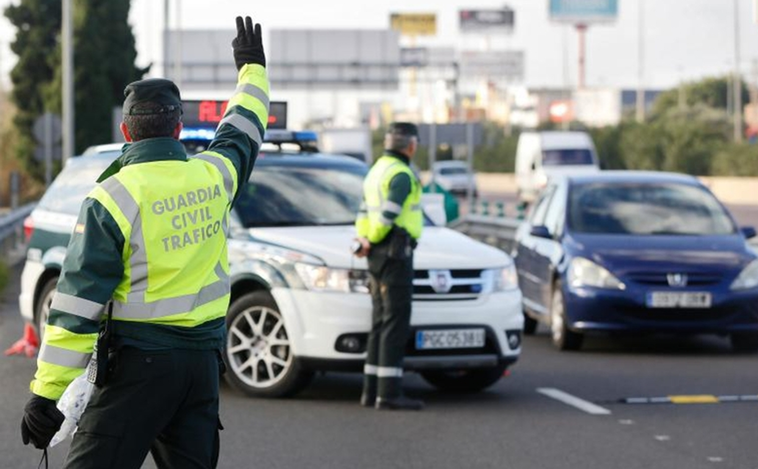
[99,176,150,303]
[111,263,229,320]
[39,342,90,369]
[360,155,423,243]
[50,293,104,321]
[191,151,237,202]
[218,113,263,147]
[93,159,232,325]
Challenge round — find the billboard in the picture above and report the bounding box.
[269,29,400,90]
[390,13,437,36]
[459,8,515,33]
[549,0,618,23]
[459,51,524,80]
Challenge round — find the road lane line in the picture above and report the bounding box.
[668,395,719,404]
[536,388,611,415]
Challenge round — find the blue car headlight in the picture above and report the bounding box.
[731,259,758,291]
[568,257,626,290]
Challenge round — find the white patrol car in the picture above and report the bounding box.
[19,132,523,398]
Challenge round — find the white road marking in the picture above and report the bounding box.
[536,388,611,415]
[618,419,634,425]
[654,435,671,441]
[707,457,723,463]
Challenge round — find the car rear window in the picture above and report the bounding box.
[438,167,468,175]
[37,154,118,215]
[568,182,736,235]
[542,149,594,166]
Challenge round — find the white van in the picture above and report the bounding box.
[515,131,600,203]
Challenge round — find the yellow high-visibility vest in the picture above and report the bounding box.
[356,155,422,244]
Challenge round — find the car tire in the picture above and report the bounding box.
[523,311,538,335]
[35,276,58,341]
[730,332,758,353]
[550,281,583,351]
[224,291,313,398]
[420,365,506,393]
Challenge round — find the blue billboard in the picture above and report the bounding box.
[549,0,618,23]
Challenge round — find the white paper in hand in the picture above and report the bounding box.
[50,370,95,447]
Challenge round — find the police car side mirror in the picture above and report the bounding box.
[741,226,757,240]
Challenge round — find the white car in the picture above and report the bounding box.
[431,160,478,197]
[20,139,523,398]
[515,131,600,203]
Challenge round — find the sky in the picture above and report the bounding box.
[1,0,757,91]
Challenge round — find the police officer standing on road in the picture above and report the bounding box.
[20,16,269,468]
[354,123,424,411]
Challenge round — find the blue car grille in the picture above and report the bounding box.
[625,272,723,286]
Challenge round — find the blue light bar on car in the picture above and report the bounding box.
[180,127,216,140]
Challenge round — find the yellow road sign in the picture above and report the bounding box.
[390,13,437,36]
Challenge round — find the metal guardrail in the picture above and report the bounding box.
[0,203,36,263]
[448,214,522,254]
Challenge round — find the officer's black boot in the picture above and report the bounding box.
[375,377,424,411]
[361,374,377,407]
[376,395,424,411]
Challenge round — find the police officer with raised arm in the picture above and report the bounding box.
[20,16,269,468]
[354,123,424,411]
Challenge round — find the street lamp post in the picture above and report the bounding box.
[734,0,742,142]
[62,0,74,163]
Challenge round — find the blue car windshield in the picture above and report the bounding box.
[568,182,736,235]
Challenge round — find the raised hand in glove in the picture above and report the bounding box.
[232,16,265,70]
[21,395,65,449]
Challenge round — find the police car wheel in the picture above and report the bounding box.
[35,276,58,341]
[420,365,506,393]
[224,291,313,398]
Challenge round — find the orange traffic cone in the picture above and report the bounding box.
[4,323,40,358]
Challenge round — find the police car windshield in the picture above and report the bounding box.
[38,153,120,215]
[235,163,367,228]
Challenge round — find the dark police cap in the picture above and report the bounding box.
[123,78,182,116]
[387,122,419,137]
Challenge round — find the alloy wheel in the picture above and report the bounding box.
[227,306,292,389]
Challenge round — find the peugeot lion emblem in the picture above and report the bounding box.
[666,273,688,287]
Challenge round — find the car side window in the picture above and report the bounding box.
[529,185,555,226]
[543,183,567,237]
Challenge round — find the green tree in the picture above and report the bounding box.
[651,76,749,118]
[45,0,148,154]
[4,0,62,181]
[5,0,146,180]
[711,143,758,177]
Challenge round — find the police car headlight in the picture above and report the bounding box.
[295,264,369,293]
[568,257,625,290]
[483,265,519,293]
[731,259,758,291]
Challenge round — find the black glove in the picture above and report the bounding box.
[232,16,265,70]
[21,395,65,449]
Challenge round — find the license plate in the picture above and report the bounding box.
[415,329,486,350]
[646,292,712,308]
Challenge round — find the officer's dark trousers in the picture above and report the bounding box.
[63,347,221,469]
[364,247,413,399]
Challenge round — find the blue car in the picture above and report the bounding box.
[513,171,758,351]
